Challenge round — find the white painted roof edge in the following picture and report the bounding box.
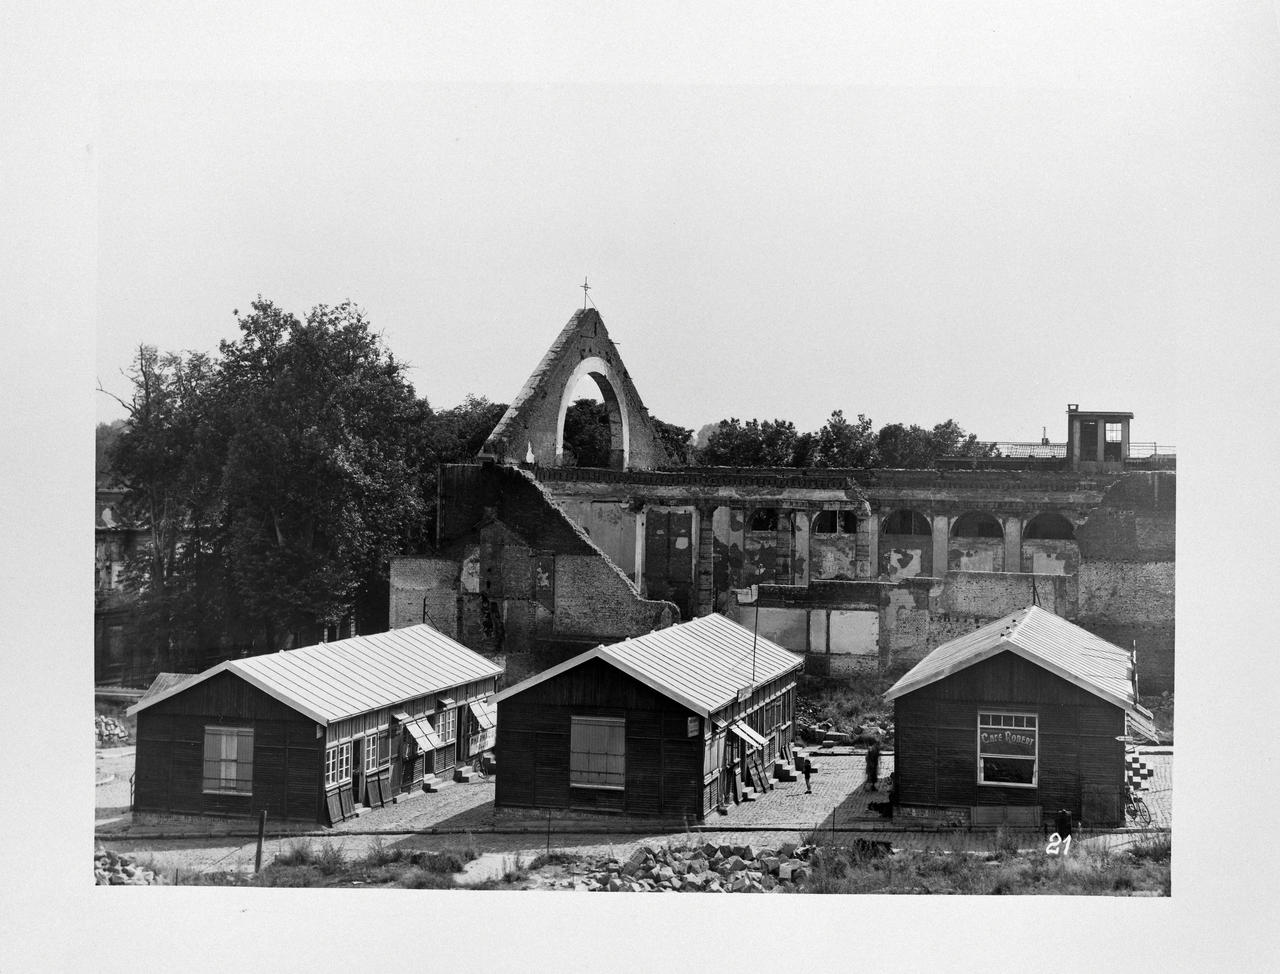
[882,642,1009,702]
[127,645,502,725]
[883,641,1142,716]
[492,638,802,718]
[126,661,235,718]
[492,646,608,705]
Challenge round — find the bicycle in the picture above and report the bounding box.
[1124,785,1152,827]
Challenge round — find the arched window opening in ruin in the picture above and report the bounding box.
[1023,512,1076,540]
[950,512,1004,539]
[881,509,932,536]
[749,508,779,532]
[811,510,858,535]
[555,363,628,470]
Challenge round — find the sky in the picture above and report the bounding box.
[89,4,1280,448]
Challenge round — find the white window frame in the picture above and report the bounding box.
[569,715,626,791]
[364,735,380,774]
[202,726,253,795]
[433,707,457,745]
[977,711,1038,789]
[325,740,353,787]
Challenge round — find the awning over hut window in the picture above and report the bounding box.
[1126,709,1159,744]
[469,699,496,730]
[728,720,768,751]
[402,716,444,752]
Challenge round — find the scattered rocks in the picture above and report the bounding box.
[576,841,835,893]
[95,844,163,885]
[96,715,131,747]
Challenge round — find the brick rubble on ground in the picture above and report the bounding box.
[96,715,131,747]
[95,844,164,885]
[539,840,890,893]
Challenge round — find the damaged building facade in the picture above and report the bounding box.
[391,308,1174,693]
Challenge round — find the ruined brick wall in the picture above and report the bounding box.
[942,571,1076,620]
[553,554,678,637]
[1021,539,1079,575]
[554,497,638,582]
[389,557,462,636]
[1076,561,1174,624]
[1076,471,1175,561]
[478,308,672,470]
[428,461,677,663]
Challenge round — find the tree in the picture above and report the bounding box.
[108,298,430,660]
[411,394,510,545]
[698,417,804,467]
[814,410,877,468]
[874,418,997,468]
[652,417,695,467]
[95,420,126,487]
[106,344,226,670]
[561,398,612,467]
[215,299,426,649]
[929,418,998,459]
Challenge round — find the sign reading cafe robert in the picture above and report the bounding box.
[977,712,1038,787]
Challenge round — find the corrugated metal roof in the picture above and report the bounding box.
[493,613,803,717]
[137,672,198,705]
[884,606,1143,714]
[128,625,502,724]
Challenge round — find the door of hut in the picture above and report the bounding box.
[352,737,365,805]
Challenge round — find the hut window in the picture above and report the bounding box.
[202,726,253,795]
[364,735,383,774]
[325,741,353,787]
[977,712,1038,788]
[433,707,457,744]
[569,716,626,790]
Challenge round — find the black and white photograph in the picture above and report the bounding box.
[5,2,1279,971]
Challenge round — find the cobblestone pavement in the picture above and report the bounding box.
[96,747,1172,877]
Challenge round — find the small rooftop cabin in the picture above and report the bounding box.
[493,613,802,821]
[884,605,1158,829]
[127,625,501,826]
[1066,404,1133,472]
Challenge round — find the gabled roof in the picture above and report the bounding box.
[127,625,502,725]
[137,672,198,705]
[493,613,802,717]
[884,605,1153,720]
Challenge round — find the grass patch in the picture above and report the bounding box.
[398,867,457,889]
[527,851,582,871]
[788,839,1169,895]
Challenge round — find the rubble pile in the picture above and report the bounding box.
[96,714,131,746]
[568,842,830,893]
[95,846,164,885]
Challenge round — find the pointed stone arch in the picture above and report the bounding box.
[479,307,672,470]
[555,355,630,469]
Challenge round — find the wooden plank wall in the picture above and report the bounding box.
[892,653,1125,824]
[496,658,703,818]
[134,671,324,823]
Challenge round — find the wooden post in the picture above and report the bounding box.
[254,810,267,873]
[546,809,552,855]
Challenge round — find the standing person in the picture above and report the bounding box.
[865,740,881,792]
[802,754,813,794]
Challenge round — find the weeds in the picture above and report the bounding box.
[1128,833,1171,862]
[399,867,456,889]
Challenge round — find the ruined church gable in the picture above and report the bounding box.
[478,308,672,470]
